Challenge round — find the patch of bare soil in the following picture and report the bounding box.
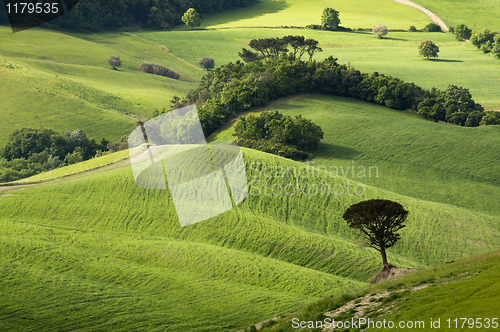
[323,284,429,331]
[371,266,420,283]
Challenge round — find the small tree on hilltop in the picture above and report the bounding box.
[454,24,472,41]
[418,40,439,59]
[372,24,388,39]
[198,57,215,71]
[343,199,409,269]
[108,56,121,70]
[182,8,201,30]
[321,8,340,30]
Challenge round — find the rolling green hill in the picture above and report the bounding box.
[0,27,200,144]
[1,95,499,331]
[136,29,500,109]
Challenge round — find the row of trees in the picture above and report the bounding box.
[169,39,497,138]
[0,128,129,182]
[454,24,500,58]
[233,111,324,159]
[0,0,257,32]
[239,36,323,63]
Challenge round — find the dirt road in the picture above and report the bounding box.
[392,0,449,31]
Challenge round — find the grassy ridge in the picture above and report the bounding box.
[1,146,499,330]
[193,0,431,30]
[258,250,500,331]
[136,29,500,109]
[212,95,500,217]
[0,27,199,143]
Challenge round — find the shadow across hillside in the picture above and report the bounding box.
[317,143,361,160]
[430,59,464,63]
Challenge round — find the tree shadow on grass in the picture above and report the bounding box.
[381,36,408,41]
[429,59,463,63]
[316,143,361,160]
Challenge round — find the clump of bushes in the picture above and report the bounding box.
[424,23,442,32]
[233,111,324,160]
[140,63,180,79]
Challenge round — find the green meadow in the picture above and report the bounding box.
[193,0,431,30]
[136,29,500,109]
[1,0,500,330]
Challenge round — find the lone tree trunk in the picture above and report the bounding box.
[380,246,389,269]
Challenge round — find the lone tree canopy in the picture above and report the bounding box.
[418,40,439,59]
[454,24,472,41]
[182,8,201,30]
[372,24,388,39]
[198,57,215,71]
[342,199,409,269]
[108,56,121,70]
[321,8,340,30]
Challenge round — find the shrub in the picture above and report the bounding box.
[108,56,121,70]
[372,24,388,38]
[198,57,215,71]
[408,25,417,32]
[424,23,442,32]
[418,40,439,59]
[140,63,180,79]
[321,8,340,30]
[470,29,496,53]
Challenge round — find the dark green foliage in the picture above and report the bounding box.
[140,63,180,79]
[479,111,500,125]
[173,45,486,138]
[418,40,439,59]
[0,128,108,182]
[321,8,340,30]
[492,34,500,58]
[408,25,417,32]
[454,24,472,41]
[198,57,215,70]
[233,111,323,159]
[238,48,263,63]
[470,29,497,53]
[182,8,201,30]
[46,0,256,32]
[424,23,442,32]
[342,199,409,268]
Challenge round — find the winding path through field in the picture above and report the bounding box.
[392,0,449,31]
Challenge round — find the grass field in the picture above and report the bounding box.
[1,1,499,330]
[191,0,431,30]
[136,29,500,109]
[211,94,500,217]
[0,27,200,143]
[411,0,500,31]
[1,95,499,330]
[258,250,500,331]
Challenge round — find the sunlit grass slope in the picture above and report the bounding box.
[258,250,500,332]
[211,94,500,217]
[0,141,499,330]
[192,0,431,30]
[411,0,500,31]
[136,29,500,109]
[0,27,200,143]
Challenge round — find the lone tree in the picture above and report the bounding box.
[342,199,409,269]
[182,8,201,30]
[454,24,472,41]
[198,57,215,71]
[372,24,388,39]
[108,56,121,70]
[321,8,340,30]
[418,40,439,59]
